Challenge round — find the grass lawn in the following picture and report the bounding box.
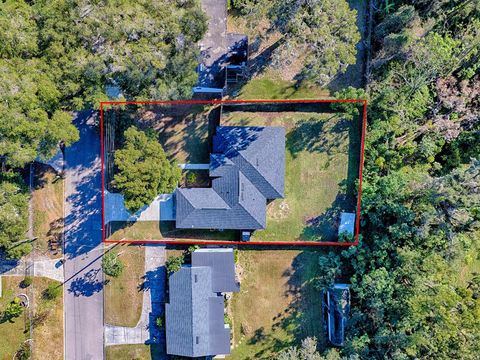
[107,221,238,242]
[31,277,64,360]
[0,277,28,360]
[104,244,145,327]
[222,111,359,242]
[32,162,64,258]
[105,344,164,360]
[229,250,325,359]
[234,78,330,100]
[0,276,63,360]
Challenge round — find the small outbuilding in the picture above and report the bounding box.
[338,212,355,236]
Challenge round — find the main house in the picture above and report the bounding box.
[175,126,285,232]
[165,248,240,357]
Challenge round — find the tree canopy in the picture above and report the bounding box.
[113,126,181,213]
[0,0,207,168]
[231,0,360,85]
[309,1,480,358]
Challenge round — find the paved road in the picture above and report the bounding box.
[64,112,104,360]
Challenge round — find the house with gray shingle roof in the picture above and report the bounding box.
[175,126,285,231]
[165,248,240,358]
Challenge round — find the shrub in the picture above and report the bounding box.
[15,342,31,360]
[187,245,199,254]
[43,283,61,300]
[155,316,164,328]
[3,299,23,321]
[166,255,184,274]
[102,250,124,277]
[21,276,33,288]
[186,172,198,186]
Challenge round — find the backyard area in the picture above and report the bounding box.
[104,244,145,327]
[229,250,325,359]
[0,276,63,360]
[31,162,64,258]
[222,109,360,242]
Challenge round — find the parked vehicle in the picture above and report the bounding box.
[322,284,350,346]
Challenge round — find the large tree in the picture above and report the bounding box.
[113,126,181,213]
[232,0,360,86]
[0,175,30,259]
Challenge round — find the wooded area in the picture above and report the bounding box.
[308,1,480,358]
[0,0,207,258]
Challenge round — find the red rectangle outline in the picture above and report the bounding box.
[100,99,367,247]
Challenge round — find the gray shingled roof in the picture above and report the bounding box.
[166,249,239,357]
[175,126,285,230]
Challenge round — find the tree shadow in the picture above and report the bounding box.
[300,193,353,242]
[286,116,349,159]
[64,111,103,260]
[67,268,103,297]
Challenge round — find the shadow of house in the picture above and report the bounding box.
[142,264,166,345]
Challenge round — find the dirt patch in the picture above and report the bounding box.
[31,162,64,259]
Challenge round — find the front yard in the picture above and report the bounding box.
[229,250,325,359]
[104,244,145,327]
[0,276,63,360]
[105,344,164,360]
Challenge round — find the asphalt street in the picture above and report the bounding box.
[64,111,104,360]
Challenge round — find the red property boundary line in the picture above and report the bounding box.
[100,99,367,247]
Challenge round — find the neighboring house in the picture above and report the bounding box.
[175,126,285,231]
[165,248,240,358]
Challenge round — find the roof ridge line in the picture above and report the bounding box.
[237,151,282,198]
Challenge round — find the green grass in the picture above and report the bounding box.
[105,344,164,360]
[235,79,330,100]
[31,277,64,360]
[104,245,145,327]
[229,250,325,359]
[0,277,28,360]
[222,111,359,242]
[107,221,238,242]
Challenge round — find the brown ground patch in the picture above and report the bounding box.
[31,277,64,360]
[136,104,211,163]
[31,163,64,259]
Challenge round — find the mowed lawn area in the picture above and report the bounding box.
[222,110,359,242]
[229,250,325,359]
[105,344,164,360]
[0,277,27,360]
[104,244,145,327]
[0,276,63,360]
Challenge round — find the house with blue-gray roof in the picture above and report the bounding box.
[175,125,285,232]
[165,248,240,358]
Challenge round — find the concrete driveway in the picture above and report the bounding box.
[64,111,104,360]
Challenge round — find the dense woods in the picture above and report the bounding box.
[0,0,206,257]
[318,1,480,359]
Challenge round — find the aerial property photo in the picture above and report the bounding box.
[101,99,366,246]
[2,0,478,359]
